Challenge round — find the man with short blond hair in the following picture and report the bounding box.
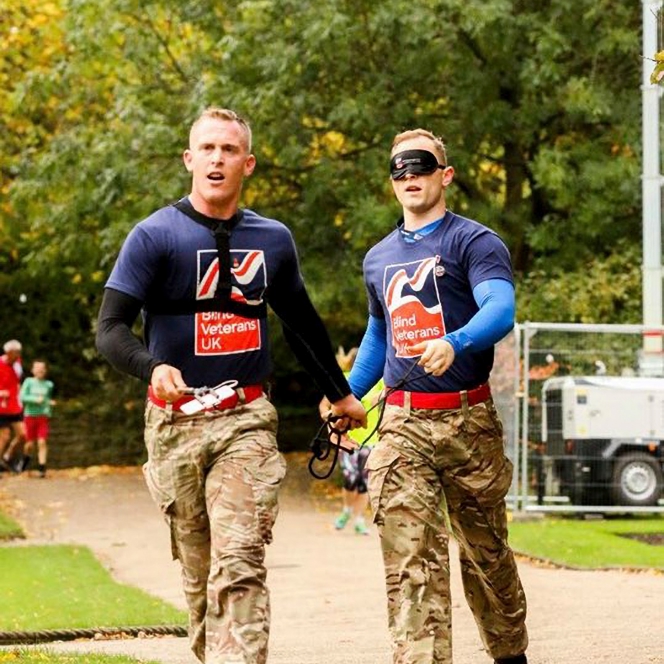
[97,107,365,664]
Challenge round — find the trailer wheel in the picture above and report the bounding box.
[611,453,663,507]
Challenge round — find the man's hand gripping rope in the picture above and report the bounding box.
[308,414,358,480]
[309,361,421,480]
[308,394,366,480]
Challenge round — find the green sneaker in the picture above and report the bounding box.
[354,521,369,536]
[334,511,351,530]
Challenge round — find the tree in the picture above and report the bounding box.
[3,0,646,393]
[518,240,642,323]
[0,3,68,262]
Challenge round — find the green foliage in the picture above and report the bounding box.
[0,545,186,631]
[7,0,644,312]
[0,2,68,246]
[49,384,147,467]
[517,241,642,323]
[0,272,101,397]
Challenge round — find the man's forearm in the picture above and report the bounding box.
[271,287,351,403]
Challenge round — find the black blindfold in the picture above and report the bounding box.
[390,149,446,180]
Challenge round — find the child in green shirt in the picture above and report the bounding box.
[18,360,56,477]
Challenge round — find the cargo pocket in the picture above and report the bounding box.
[245,450,287,545]
[366,444,401,526]
[460,399,513,506]
[142,460,178,559]
[479,455,514,507]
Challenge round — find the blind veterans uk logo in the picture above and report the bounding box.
[194,248,267,355]
[384,256,445,358]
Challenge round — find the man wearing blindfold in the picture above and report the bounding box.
[344,129,528,663]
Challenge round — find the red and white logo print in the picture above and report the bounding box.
[194,249,266,355]
[384,257,445,358]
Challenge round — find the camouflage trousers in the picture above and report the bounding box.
[143,397,286,664]
[366,396,528,664]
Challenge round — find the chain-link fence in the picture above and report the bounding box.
[492,323,664,514]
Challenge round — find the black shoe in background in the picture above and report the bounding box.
[16,454,31,473]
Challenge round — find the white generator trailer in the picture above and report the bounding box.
[541,376,664,506]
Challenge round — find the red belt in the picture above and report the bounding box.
[147,384,264,412]
[386,383,491,409]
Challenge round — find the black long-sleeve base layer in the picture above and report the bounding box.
[95,287,351,403]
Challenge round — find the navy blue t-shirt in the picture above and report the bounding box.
[363,210,513,392]
[106,204,303,387]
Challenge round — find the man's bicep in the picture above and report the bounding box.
[465,231,514,289]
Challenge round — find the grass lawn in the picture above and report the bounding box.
[0,545,186,632]
[0,505,179,663]
[0,511,24,541]
[508,514,664,570]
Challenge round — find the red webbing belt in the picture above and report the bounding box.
[386,383,491,409]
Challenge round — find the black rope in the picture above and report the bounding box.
[307,416,354,480]
[0,624,187,645]
[307,362,421,480]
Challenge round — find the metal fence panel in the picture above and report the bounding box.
[490,323,664,514]
[491,328,521,505]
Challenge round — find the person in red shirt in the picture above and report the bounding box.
[0,339,25,472]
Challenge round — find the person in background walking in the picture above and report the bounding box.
[16,359,56,477]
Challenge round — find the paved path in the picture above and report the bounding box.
[1,463,663,664]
